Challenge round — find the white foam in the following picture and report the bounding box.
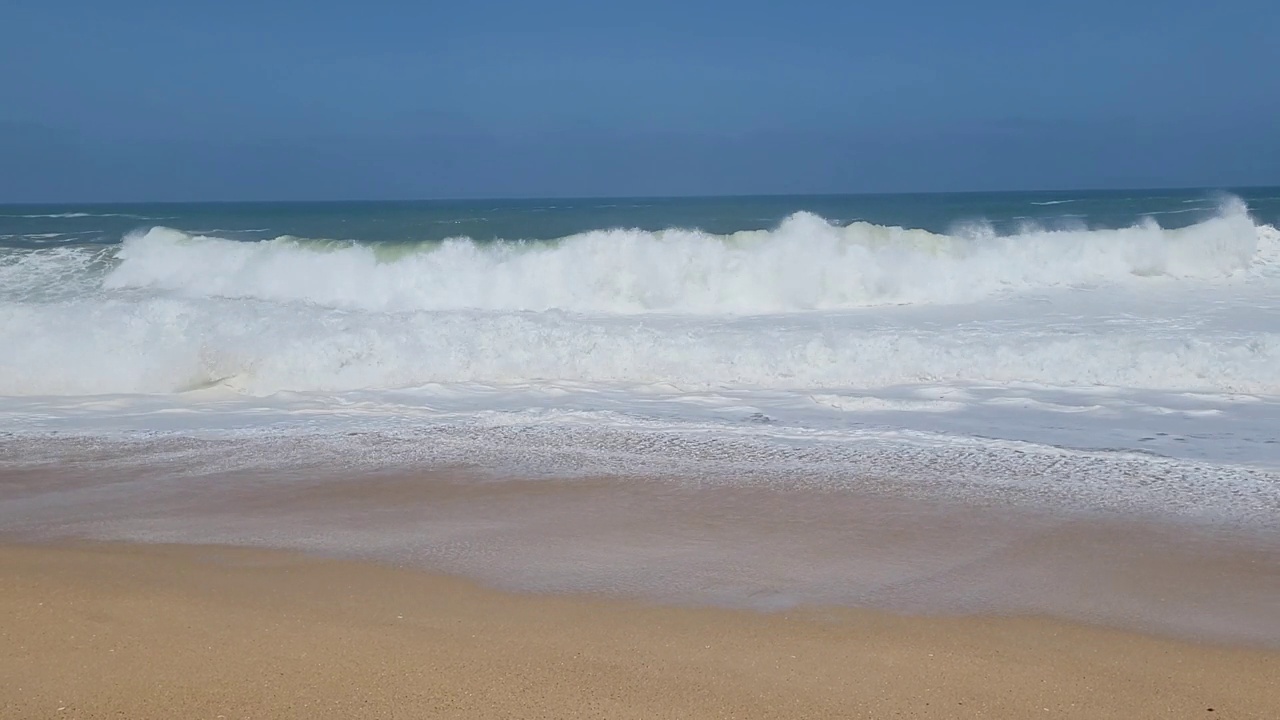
[2,202,1279,398]
[0,245,114,301]
[2,291,1279,396]
[99,201,1268,314]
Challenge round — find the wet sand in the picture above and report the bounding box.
[4,466,1279,646]
[3,541,1277,720]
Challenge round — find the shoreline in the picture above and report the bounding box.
[3,464,1279,649]
[3,540,1278,719]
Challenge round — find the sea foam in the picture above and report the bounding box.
[1,202,1278,397]
[97,200,1268,314]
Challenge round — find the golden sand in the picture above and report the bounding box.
[2,542,1276,719]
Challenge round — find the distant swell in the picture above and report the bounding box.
[99,200,1268,314]
[0,212,163,219]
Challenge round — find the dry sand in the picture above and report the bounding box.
[2,542,1276,719]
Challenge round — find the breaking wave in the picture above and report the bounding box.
[2,200,1279,396]
[95,200,1270,314]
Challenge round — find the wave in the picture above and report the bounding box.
[0,245,117,301]
[98,200,1270,314]
[3,295,1278,396]
[0,212,162,219]
[2,200,1278,397]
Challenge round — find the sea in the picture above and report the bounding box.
[2,189,1279,642]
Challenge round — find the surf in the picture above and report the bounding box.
[93,200,1270,315]
[2,197,1278,397]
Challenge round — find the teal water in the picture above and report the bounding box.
[3,187,1279,248]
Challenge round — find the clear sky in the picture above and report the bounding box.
[2,0,1277,201]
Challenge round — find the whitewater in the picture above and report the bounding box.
[2,192,1279,528]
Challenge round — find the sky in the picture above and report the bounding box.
[2,0,1278,202]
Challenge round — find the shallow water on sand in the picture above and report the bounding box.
[3,445,1277,648]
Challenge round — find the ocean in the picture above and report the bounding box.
[3,189,1279,642]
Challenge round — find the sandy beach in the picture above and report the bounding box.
[2,541,1276,720]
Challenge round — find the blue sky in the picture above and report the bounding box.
[2,0,1277,201]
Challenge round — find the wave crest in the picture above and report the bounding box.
[101,202,1268,314]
